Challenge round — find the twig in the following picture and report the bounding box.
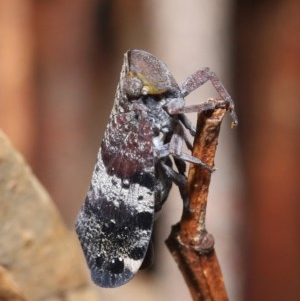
[166,102,231,301]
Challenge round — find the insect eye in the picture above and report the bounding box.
[123,72,143,98]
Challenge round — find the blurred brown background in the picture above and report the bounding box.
[1,0,300,300]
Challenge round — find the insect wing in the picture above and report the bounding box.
[76,110,155,287]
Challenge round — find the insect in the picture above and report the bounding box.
[75,49,237,288]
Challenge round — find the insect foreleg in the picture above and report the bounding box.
[166,67,238,126]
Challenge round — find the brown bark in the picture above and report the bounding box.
[166,103,233,301]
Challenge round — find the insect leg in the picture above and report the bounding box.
[170,123,214,172]
[180,68,227,98]
[159,160,189,208]
[181,68,237,122]
[168,68,238,126]
[155,124,214,172]
[177,114,196,136]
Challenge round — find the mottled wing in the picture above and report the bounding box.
[75,110,155,288]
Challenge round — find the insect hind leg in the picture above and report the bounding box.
[157,159,189,208]
[177,113,196,137]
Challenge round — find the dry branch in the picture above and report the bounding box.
[166,103,231,301]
